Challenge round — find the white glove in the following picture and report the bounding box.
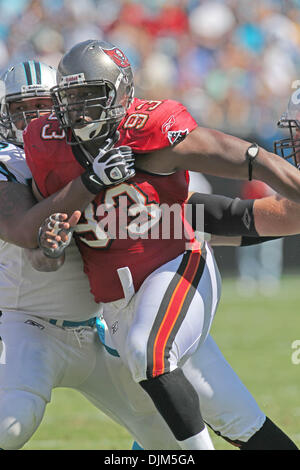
[92,145,135,186]
[81,145,135,194]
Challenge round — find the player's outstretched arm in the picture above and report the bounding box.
[0,181,40,247]
[253,194,300,236]
[136,127,300,204]
[186,191,295,247]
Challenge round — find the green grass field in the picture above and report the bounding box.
[23,275,300,450]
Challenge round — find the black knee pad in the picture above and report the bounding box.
[140,368,205,441]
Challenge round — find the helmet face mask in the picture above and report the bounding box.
[274,89,300,169]
[52,81,124,143]
[52,40,134,147]
[0,61,56,146]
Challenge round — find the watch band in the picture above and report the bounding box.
[246,143,259,181]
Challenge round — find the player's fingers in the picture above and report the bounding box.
[51,213,68,221]
[48,232,62,241]
[47,213,70,232]
[43,231,62,244]
[102,130,120,152]
[68,210,82,227]
[57,230,70,243]
[45,239,59,249]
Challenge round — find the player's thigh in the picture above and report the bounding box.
[107,245,221,382]
[182,335,265,441]
[0,312,60,449]
[78,342,181,450]
[0,311,62,401]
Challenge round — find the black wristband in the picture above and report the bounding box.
[187,192,259,237]
[246,143,259,181]
[241,235,282,246]
[81,169,104,195]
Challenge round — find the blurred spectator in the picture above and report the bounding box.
[236,180,284,296]
[188,172,212,194]
[0,0,298,147]
[0,2,296,178]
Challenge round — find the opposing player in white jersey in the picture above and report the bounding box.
[0,61,297,451]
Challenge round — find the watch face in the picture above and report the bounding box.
[247,144,259,158]
[246,144,259,181]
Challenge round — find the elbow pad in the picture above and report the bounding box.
[187,192,259,237]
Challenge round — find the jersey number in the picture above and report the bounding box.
[41,113,65,140]
[75,183,161,248]
[122,101,163,130]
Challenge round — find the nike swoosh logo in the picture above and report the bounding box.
[89,174,103,186]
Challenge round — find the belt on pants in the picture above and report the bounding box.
[47,317,97,328]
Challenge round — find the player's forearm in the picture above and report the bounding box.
[24,248,65,271]
[186,192,284,246]
[175,128,300,204]
[0,177,94,249]
[0,181,39,247]
[21,177,95,248]
[186,192,258,237]
[175,128,251,179]
[253,196,300,235]
[251,149,300,205]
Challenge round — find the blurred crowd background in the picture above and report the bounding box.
[1,0,300,279]
[1,0,300,145]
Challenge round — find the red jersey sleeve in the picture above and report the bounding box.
[24,114,69,197]
[118,98,198,152]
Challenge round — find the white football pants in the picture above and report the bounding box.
[0,310,265,450]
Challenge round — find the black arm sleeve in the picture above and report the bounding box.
[240,235,282,246]
[186,192,283,245]
[187,192,259,236]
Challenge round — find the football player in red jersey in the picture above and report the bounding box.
[24,40,300,450]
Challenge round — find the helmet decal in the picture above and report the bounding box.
[102,48,130,68]
[22,61,42,85]
[59,73,86,87]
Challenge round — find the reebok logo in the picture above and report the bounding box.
[25,320,45,330]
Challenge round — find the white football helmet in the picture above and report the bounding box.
[0,61,56,146]
[274,88,300,168]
